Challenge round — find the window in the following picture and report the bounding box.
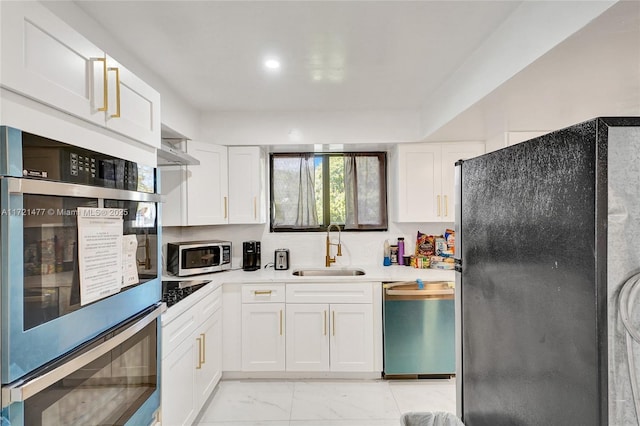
[270,152,388,231]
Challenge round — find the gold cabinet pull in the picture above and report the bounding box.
[93,57,108,112]
[224,196,228,219]
[332,310,335,336]
[200,333,206,364]
[279,310,283,336]
[196,337,203,369]
[107,67,121,118]
[437,195,441,216]
[444,195,448,217]
[323,310,327,336]
[254,196,257,219]
[254,290,272,295]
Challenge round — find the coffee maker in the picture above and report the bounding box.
[242,241,261,271]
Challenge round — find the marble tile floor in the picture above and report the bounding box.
[196,378,456,426]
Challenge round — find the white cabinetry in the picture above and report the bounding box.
[286,303,373,372]
[161,144,267,226]
[395,142,484,222]
[228,146,266,224]
[0,2,160,148]
[162,286,222,426]
[285,283,374,372]
[241,284,286,371]
[160,141,228,227]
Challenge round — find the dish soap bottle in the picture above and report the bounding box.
[398,237,405,265]
[383,240,391,266]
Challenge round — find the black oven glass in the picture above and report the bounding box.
[182,247,220,269]
[23,196,159,331]
[23,319,157,426]
[23,195,97,330]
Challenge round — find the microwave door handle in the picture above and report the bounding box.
[5,177,161,203]
[1,304,166,406]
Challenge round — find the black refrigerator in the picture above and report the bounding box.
[454,117,640,426]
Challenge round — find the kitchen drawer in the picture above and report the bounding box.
[162,306,197,359]
[242,284,286,303]
[286,283,373,304]
[198,286,222,322]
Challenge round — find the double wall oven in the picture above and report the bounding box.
[0,127,163,425]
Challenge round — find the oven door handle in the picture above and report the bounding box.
[1,303,166,406]
[4,176,163,202]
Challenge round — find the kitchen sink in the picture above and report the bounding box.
[291,268,366,277]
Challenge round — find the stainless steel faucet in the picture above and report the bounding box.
[325,223,342,267]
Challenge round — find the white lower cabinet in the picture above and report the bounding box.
[329,304,374,372]
[286,303,373,372]
[162,286,222,426]
[239,282,376,374]
[241,284,286,371]
[286,304,330,371]
[241,303,286,371]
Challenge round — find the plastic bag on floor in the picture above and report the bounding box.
[400,411,465,426]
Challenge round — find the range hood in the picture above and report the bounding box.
[157,140,200,166]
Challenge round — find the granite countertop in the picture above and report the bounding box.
[162,264,455,285]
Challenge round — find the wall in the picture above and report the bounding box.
[199,109,422,146]
[418,1,617,140]
[162,221,449,272]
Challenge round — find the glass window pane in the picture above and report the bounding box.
[329,156,345,224]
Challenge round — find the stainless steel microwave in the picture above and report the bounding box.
[166,240,232,276]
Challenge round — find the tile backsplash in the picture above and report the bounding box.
[162,222,450,272]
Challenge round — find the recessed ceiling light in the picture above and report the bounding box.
[264,59,281,70]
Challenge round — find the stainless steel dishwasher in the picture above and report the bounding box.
[382,281,455,378]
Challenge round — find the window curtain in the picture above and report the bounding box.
[344,154,386,229]
[271,154,318,228]
[295,153,319,227]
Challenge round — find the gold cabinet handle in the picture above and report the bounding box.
[200,333,206,365]
[444,195,448,217]
[254,196,257,219]
[196,337,203,369]
[323,310,327,336]
[107,67,121,118]
[332,310,335,336]
[254,290,272,295]
[437,195,441,216]
[93,57,108,112]
[279,309,283,336]
[224,196,228,219]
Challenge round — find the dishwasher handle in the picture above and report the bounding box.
[385,288,454,297]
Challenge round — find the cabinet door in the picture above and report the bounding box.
[195,309,222,406]
[161,335,199,426]
[0,1,105,126]
[329,304,374,372]
[286,304,329,371]
[440,142,485,221]
[395,144,442,222]
[185,141,229,225]
[228,147,265,224]
[104,55,161,148]
[241,303,285,371]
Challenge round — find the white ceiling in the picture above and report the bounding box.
[73,1,521,112]
[69,0,639,143]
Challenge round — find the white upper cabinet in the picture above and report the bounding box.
[161,141,228,227]
[103,55,161,148]
[395,142,484,222]
[186,141,229,226]
[0,2,160,148]
[162,144,267,227]
[0,2,105,126]
[228,146,266,224]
